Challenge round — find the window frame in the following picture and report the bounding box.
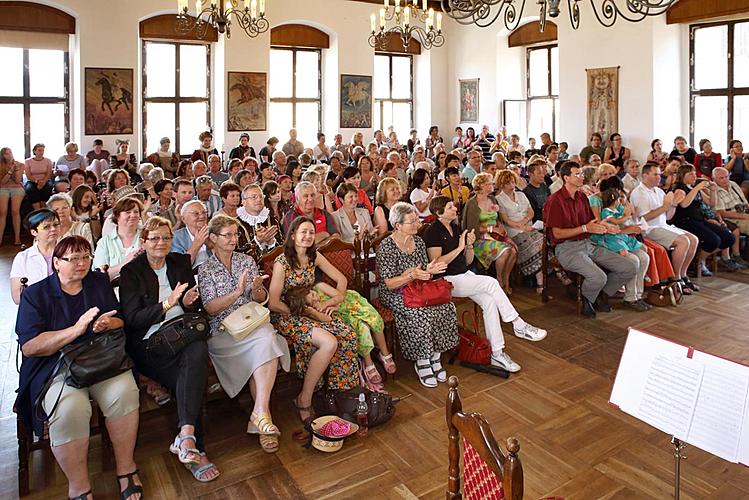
[524,43,558,140]
[269,46,322,134]
[0,48,70,159]
[141,39,212,158]
[689,19,749,152]
[373,52,414,134]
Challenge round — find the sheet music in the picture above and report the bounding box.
[635,355,704,440]
[689,350,749,464]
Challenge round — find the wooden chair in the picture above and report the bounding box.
[317,234,364,294]
[14,277,110,496]
[540,227,583,313]
[447,376,523,500]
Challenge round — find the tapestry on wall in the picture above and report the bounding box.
[459,79,479,123]
[340,74,372,128]
[586,66,619,144]
[85,68,134,135]
[228,72,267,131]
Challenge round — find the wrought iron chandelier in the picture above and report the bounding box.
[441,0,678,32]
[369,0,445,50]
[176,0,269,39]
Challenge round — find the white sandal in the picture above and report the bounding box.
[414,360,437,388]
[169,434,201,465]
[430,353,447,383]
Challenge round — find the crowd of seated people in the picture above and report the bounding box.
[10,125,749,499]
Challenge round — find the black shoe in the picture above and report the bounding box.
[623,300,649,312]
[594,294,613,312]
[581,297,597,318]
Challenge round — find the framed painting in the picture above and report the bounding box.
[459,78,479,123]
[85,68,134,135]
[586,66,619,145]
[228,71,267,131]
[340,74,372,129]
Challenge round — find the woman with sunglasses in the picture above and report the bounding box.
[120,217,219,482]
[10,209,61,304]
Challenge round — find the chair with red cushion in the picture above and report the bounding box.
[447,376,523,500]
[317,234,364,293]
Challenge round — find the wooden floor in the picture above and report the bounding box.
[3,243,749,499]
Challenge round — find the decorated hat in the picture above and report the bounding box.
[112,185,137,202]
[310,416,358,453]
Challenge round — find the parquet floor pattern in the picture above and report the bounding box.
[2,241,749,499]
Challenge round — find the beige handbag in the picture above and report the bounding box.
[220,300,270,341]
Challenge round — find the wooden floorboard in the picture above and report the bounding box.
[3,242,749,499]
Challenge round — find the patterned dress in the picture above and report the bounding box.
[473,211,512,269]
[376,236,458,361]
[270,254,359,390]
[312,287,383,358]
[198,252,290,398]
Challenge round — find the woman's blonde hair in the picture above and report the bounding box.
[208,213,238,236]
[494,169,519,190]
[597,163,617,178]
[472,172,494,191]
[141,216,173,240]
[375,177,400,206]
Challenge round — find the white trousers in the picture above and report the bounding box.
[444,271,519,353]
[623,249,650,302]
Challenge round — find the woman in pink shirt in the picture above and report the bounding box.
[0,147,26,245]
[24,143,53,209]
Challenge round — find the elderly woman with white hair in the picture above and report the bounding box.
[172,200,210,268]
[136,163,159,200]
[376,202,459,388]
[47,193,94,248]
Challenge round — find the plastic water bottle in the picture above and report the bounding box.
[356,392,369,437]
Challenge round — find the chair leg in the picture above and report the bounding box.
[17,416,29,496]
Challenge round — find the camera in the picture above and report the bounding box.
[734,204,748,214]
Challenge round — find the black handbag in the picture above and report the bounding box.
[145,313,209,359]
[35,327,134,421]
[318,386,397,428]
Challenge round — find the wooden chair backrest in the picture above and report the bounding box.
[317,234,362,292]
[446,376,523,500]
[259,246,284,279]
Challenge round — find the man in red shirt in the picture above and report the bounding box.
[281,181,338,244]
[544,161,637,317]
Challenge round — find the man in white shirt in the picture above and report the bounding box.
[621,159,641,196]
[629,163,699,287]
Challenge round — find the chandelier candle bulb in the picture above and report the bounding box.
[244,0,249,11]
[422,0,427,11]
[380,8,386,28]
[196,0,202,13]
[251,0,257,18]
[371,13,376,32]
[259,0,264,15]
[436,12,442,31]
[404,6,410,26]
[384,0,389,8]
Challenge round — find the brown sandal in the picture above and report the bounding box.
[293,397,315,425]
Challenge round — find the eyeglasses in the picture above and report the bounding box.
[187,210,207,217]
[146,236,173,243]
[58,255,92,263]
[196,176,213,184]
[402,219,421,226]
[217,232,240,239]
[37,222,61,231]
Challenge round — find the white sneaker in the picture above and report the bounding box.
[513,322,547,341]
[490,351,521,372]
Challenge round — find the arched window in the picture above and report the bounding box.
[139,15,216,157]
[0,2,74,159]
[269,24,328,148]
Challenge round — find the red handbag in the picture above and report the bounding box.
[457,310,491,365]
[402,278,453,307]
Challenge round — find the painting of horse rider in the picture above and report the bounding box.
[85,67,134,135]
[340,74,372,129]
[228,72,267,131]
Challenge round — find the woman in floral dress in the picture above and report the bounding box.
[268,217,359,424]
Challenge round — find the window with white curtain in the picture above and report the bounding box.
[525,44,558,143]
[269,47,321,148]
[0,47,69,159]
[690,20,749,157]
[142,40,211,158]
[373,53,413,139]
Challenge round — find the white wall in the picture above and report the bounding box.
[443,3,691,162]
[2,0,451,158]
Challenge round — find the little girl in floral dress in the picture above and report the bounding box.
[285,283,395,390]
